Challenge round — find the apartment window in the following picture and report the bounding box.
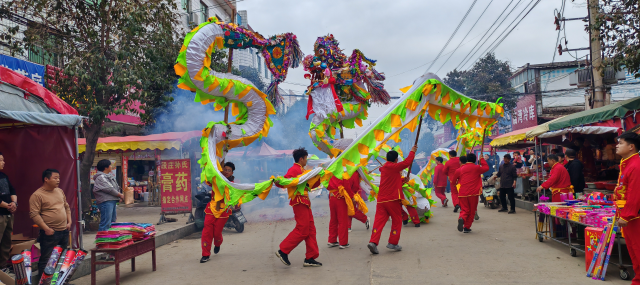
[200,1,208,22]
[28,46,58,66]
[182,0,191,12]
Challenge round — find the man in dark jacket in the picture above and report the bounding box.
[564,149,585,193]
[497,154,518,213]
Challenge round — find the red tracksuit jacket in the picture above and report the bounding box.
[541,163,571,189]
[616,154,640,223]
[452,159,489,197]
[283,163,320,207]
[378,151,415,203]
[443,157,461,184]
[433,164,447,187]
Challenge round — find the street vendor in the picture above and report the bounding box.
[613,132,640,285]
[275,148,323,267]
[200,162,236,263]
[536,154,573,202]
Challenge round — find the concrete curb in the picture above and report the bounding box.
[70,222,198,281]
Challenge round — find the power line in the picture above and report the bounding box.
[459,0,525,69]
[488,0,542,54]
[435,0,495,74]
[455,0,516,71]
[425,0,479,72]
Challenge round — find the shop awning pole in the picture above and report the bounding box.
[535,137,540,202]
[75,126,84,250]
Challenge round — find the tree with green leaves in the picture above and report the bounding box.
[593,0,640,77]
[0,0,181,211]
[443,53,516,109]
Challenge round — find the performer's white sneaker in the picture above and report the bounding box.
[339,244,350,249]
[327,242,339,248]
[365,217,370,230]
[348,228,352,233]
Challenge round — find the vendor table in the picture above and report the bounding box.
[91,237,157,285]
[533,211,632,280]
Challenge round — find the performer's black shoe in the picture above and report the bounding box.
[453,205,460,213]
[475,212,480,220]
[508,210,516,214]
[386,243,402,251]
[498,208,508,212]
[214,246,220,254]
[403,219,408,225]
[443,198,449,207]
[367,242,379,254]
[276,250,291,266]
[339,244,350,249]
[463,228,472,233]
[415,223,420,227]
[303,258,323,267]
[200,256,210,263]
[457,218,464,232]
[365,217,370,230]
[327,242,339,248]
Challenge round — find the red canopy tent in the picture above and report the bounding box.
[0,66,84,247]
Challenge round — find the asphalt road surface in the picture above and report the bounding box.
[75,193,632,284]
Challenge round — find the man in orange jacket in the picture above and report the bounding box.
[613,132,640,285]
[367,145,417,254]
[443,150,462,212]
[275,148,322,267]
[452,153,488,233]
[536,154,573,202]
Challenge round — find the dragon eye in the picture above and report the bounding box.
[319,49,325,55]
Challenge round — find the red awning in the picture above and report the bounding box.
[0,66,78,115]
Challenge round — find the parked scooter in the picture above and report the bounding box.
[194,182,246,233]
[480,173,501,209]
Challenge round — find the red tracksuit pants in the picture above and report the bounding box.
[328,195,349,245]
[402,206,420,225]
[369,200,403,246]
[458,196,479,229]
[280,203,319,260]
[201,214,229,257]
[450,180,460,206]
[435,186,447,204]
[622,219,640,285]
[349,208,368,228]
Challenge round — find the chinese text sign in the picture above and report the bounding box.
[160,159,192,214]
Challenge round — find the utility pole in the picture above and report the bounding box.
[588,0,605,108]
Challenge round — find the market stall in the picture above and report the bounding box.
[78,131,201,205]
[0,66,84,246]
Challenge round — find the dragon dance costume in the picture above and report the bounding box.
[615,153,640,285]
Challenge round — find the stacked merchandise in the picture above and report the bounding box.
[108,222,156,241]
[95,230,133,249]
[535,192,617,228]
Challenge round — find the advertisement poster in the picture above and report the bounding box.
[511,94,537,130]
[0,54,45,86]
[160,159,192,214]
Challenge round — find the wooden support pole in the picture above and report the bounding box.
[406,114,424,174]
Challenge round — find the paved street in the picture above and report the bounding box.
[75,194,631,285]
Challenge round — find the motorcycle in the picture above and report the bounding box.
[480,173,501,209]
[194,182,246,233]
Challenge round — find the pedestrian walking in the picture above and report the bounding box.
[496,154,517,214]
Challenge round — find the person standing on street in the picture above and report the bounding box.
[93,160,124,232]
[564,149,585,194]
[613,132,640,285]
[452,153,488,233]
[367,145,416,254]
[0,152,17,273]
[536,154,573,202]
[29,169,71,281]
[200,162,236,263]
[432,157,448,207]
[443,150,462,213]
[275,148,322,267]
[496,154,517,214]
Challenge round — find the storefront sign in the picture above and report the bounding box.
[160,159,192,214]
[122,156,129,188]
[0,54,45,86]
[511,94,537,130]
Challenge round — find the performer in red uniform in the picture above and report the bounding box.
[367,145,417,254]
[275,148,322,267]
[402,205,421,227]
[443,150,462,212]
[433,157,448,206]
[614,132,640,285]
[452,153,488,233]
[200,162,236,263]
[327,176,351,248]
[536,154,573,202]
[346,172,370,232]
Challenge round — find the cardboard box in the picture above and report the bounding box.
[10,233,36,256]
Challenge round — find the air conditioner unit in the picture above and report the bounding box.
[570,67,627,87]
